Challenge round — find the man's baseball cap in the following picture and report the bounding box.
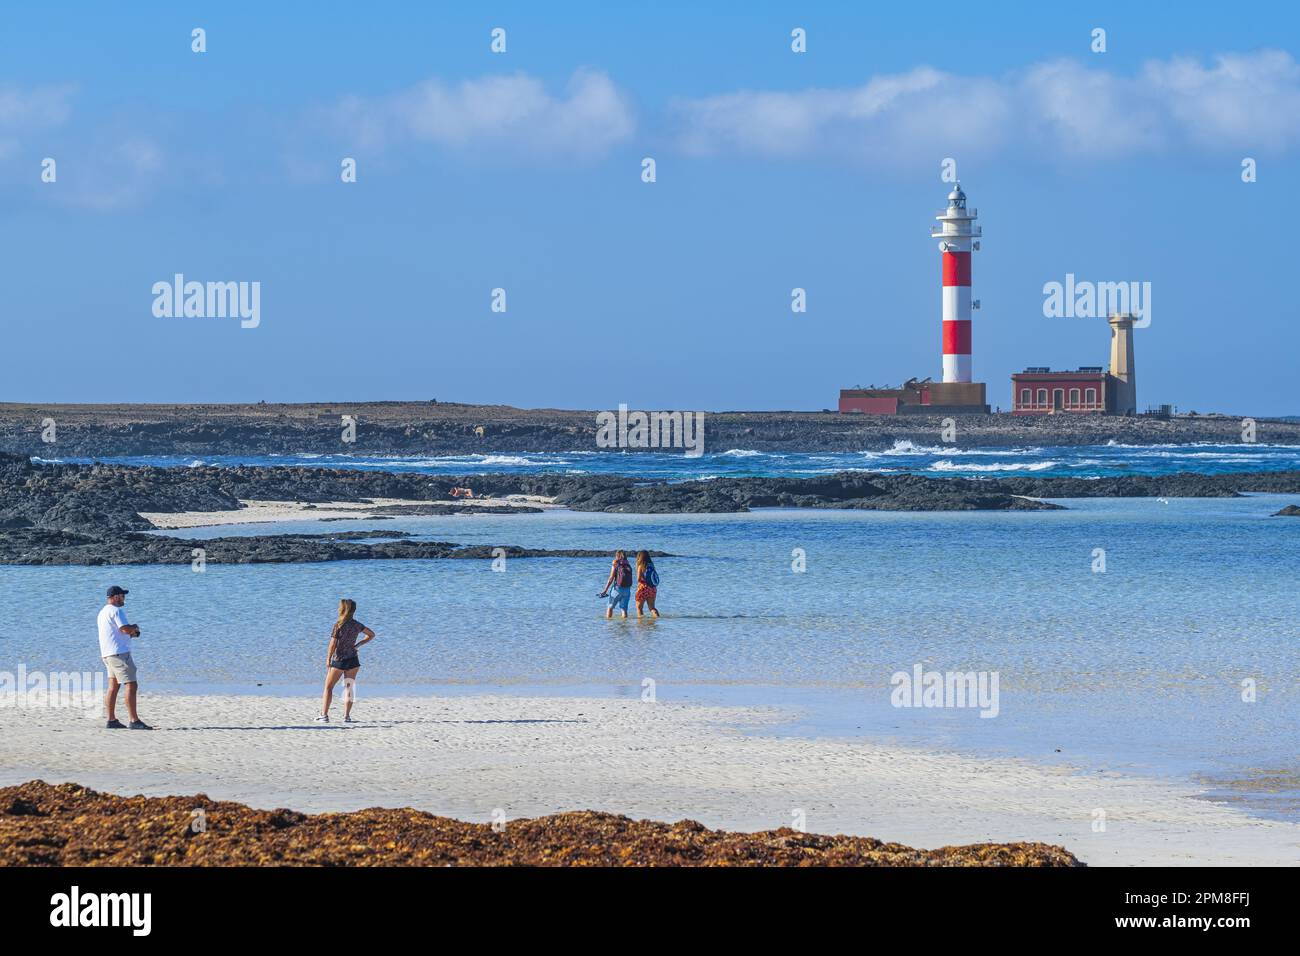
[106,586,129,597]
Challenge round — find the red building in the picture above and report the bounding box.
[839,379,989,415]
[1011,367,1108,414]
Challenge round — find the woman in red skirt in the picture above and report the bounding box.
[635,550,661,619]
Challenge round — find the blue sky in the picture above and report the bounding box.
[2,1,1298,414]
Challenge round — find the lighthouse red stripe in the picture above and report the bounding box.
[942,320,971,354]
[942,251,971,286]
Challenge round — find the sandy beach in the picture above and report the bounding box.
[140,496,560,529]
[2,692,1294,867]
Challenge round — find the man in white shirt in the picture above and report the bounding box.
[97,586,151,730]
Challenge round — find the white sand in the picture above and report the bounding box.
[2,693,1295,866]
[141,496,559,529]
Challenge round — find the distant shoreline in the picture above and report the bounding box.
[3,400,1298,457]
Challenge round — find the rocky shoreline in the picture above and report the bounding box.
[0,529,669,567]
[0,780,1081,866]
[2,454,1296,565]
[3,400,1298,456]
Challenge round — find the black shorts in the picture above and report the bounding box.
[330,655,360,671]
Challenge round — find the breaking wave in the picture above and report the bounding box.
[867,440,1045,457]
[929,460,1058,473]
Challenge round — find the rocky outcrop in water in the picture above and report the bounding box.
[7,454,1300,538]
[550,473,1065,513]
[0,454,1075,535]
[1272,505,1300,516]
[4,455,1298,564]
[0,528,668,566]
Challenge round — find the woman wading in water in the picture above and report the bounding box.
[635,550,660,618]
[316,599,375,723]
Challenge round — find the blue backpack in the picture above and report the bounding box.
[644,563,660,588]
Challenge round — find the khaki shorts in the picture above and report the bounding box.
[103,653,138,684]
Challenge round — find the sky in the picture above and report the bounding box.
[2,1,1298,415]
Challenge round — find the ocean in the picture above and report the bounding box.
[31,439,1300,480]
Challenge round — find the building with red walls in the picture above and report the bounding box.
[1011,368,1108,414]
[839,379,989,414]
[1011,314,1138,415]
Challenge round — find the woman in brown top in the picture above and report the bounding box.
[316,598,375,723]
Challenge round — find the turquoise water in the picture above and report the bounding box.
[2,494,1297,819]
[32,439,1300,479]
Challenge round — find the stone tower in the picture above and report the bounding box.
[1107,313,1136,415]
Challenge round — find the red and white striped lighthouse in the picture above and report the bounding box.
[931,183,981,383]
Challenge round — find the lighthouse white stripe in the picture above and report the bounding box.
[942,286,971,323]
[942,353,972,384]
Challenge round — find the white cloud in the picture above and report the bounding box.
[1140,50,1300,150]
[0,83,75,127]
[671,50,1300,163]
[331,69,635,161]
[0,83,75,158]
[59,137,164,211]
[0,84,165,210]
[676,68,1013,163]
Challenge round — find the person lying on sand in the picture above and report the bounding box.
[599,550,634,619]
[317,599,375,723]
[635,550,660,619]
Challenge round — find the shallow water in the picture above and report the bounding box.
[2,495,1297,820]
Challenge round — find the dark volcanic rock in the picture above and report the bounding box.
[364,503,543,516]
[5,454,1300,565]
[7,454,1300,533]
[550,472,1062,514]
[0,528,669,566]
[3,400,1298,456]
[0,452,599,535]
[1272,504,1300,516]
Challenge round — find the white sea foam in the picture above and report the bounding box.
[877,439,940,455]
[345,453,572,469]
[1127,451,1274,460]
[478,455,550,466]
[1103,441,1300,451]
[867,440,1045,457]
[929,460,1058,473]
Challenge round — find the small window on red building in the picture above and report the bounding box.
[1036,388,1047,406]
[1086,387,1097,406]
[1069,388,1080,406]
[1019,388,1030,406]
